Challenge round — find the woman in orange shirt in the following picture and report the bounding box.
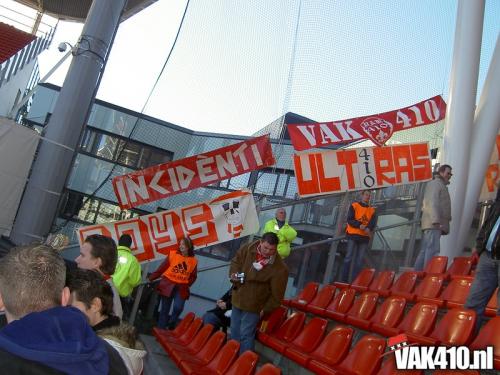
[148,237,197,329]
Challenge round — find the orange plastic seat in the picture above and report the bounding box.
[419,255,449,277]
[399,275,444,302]
[445,256,473,279]
[344,291,379,325]
[306,285,337,315]
[352,295,406,331]
[380,272,418,298]
[376,355,423,375]
[152,311,194,339]
[485,287,498,317]
[421,277,473,308]
[172,331,226,366]
[258,311,306,346]
[407,308,476,346]
[255,363,281,375]
[180,339,240,375]
[334,268,376,292]
[323,288,356,321]
[298,325,354,369]
[372,302,438,338]
[164,323,214,355]
[283,282,319,309]
[157,317,203,349]
[258,305,288,334]
[469,316,500,369]
[308,334,385,375]
[224,350,259,375]
[369,270,396,293]
[266,316,326,353]
[277,317,328,363]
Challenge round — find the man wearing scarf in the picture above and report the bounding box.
[229,232,288,354]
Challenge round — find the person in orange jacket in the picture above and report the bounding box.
[148,237,197,329]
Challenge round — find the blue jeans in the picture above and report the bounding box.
[230,306,260,354]
[414,229,441,271]
[465,251,500,331]
[158,287,186,329]
[341,239,368,282]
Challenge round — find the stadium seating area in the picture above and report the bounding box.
[0,22,35,63]
[152,256,498,374]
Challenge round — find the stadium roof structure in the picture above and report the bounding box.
[13,0,157,22]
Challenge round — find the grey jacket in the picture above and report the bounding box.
[421,176,451,234]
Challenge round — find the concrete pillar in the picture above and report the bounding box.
[457,36,500,250]
[440,0,485,261]
[10,0,126,245]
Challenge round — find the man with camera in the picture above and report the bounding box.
[229,232,289,353]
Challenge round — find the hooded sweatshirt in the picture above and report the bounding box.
[0,306,108,375]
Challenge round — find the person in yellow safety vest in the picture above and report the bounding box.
[148,237,197,330]
[341,190,377,282]
[262,208,297,258]
[112,234,142,319]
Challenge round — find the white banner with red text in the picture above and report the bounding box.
[480,135,500,201]
[77,190,259,262]
[294,142,433,197]
[113,135,275,209]
[287,95,446,150]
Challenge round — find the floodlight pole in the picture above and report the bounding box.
[10,0,127,245]
[440,0,485,261]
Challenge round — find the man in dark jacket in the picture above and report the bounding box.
[0,245,111,374]
[202,288,232,332]
[465,185,500,328]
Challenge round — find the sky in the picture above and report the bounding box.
[1,0,499,136]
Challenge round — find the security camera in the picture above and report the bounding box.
[58,42,68,53]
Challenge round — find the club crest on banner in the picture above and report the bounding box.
[221,199,243,238]
[360,117,394,146]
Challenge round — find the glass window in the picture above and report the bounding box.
[77,197,99,223]
[255,172,278,195]
[285,176,298,198]
[148,149,172,167]
[274,174,288,196]
[228,173,250,190]
[116,140,141,168]
[96,202,123,224]
[94,133,119,160]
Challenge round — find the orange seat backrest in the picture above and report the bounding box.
[293,282,319,303]
[398,302,438,336]
[414,275,444,299]
[325,288,356,314]
[370,271,395,292]
[310,325,353,366]
[369,295,406,328]
[336,335,386,375]
[424,256,448,274]
[225,351,259,375]
[308,285,336,309]
[205,339,240,373]
[440,277,472,304]
[430,308,476,346]
[291,317,328,352]
[446,257,473,276]
[352,268,376,288]
[274,311,306,342]
[390,272,418,295]
[346,291,379,320]
[193,330,226,363]
[469,316,500,359]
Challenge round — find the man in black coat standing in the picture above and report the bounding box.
[202,288,232,332]
[465,183,500,328]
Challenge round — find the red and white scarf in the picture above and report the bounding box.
[253,245,273,271]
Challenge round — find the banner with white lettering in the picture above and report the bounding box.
[287,96,446,151]
[480,135,500,201]
[113,135,275,209]
[294,142,432,197]
[77,190,259,262]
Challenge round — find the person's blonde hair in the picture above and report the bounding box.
[0,245,65,319]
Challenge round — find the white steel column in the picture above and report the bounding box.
[440,0,485,261]
[457,36,500,250]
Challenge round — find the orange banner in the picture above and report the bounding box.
[294,143,432,197]
[77,190,259,262]
[113,135,275,209]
